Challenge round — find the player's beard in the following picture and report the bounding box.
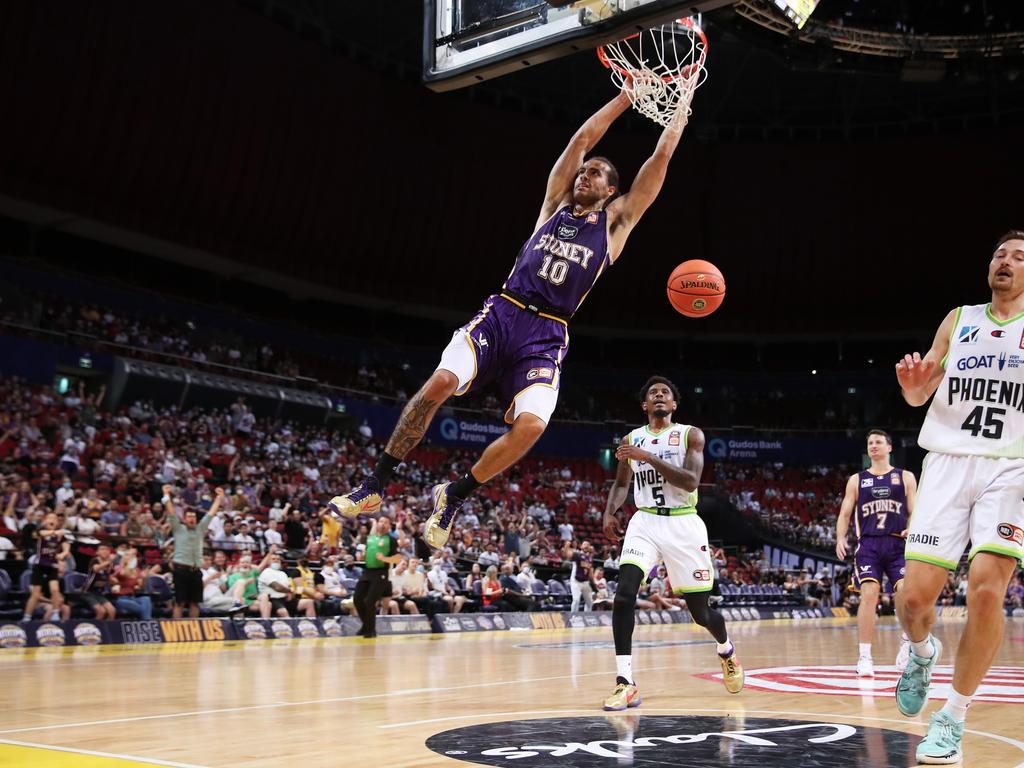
[652,405,670,418]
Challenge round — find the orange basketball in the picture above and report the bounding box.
[666,259,725,317]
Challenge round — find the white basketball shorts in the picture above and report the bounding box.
[618,510,715,593]
[906,452,1024,569]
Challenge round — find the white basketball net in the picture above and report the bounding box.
[598,18,709,129]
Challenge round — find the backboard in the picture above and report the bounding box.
[423,0,735,91]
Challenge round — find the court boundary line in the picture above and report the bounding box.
[0,738,210,767]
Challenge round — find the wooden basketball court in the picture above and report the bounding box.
[2,616,1023,767]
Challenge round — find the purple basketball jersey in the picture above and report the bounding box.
[502,206,610,318]
[855,468,909,538]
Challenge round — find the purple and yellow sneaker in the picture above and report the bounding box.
[423,482,464,549]
[328,478,382,519]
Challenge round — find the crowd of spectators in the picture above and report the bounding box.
[715,461,852,553]
[3,373,1017,626]
[0,375,656,622]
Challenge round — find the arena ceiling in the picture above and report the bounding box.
[0,1,1020,341]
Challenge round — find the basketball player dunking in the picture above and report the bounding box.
[601,376,742,710]
[835,429,917,678]
[894,230,1024,764]
[330,84,690,548]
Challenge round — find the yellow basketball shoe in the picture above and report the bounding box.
[422,482,465,549]
[719,652,744,694]
[603,682,642,711]
[327,478,382,519]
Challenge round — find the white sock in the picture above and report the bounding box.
[859,643,872,659]
[615,655,633,684]
[716,638,734,657]
[901,632,909,643]
[911,635,935,659]
[941,687,972,723]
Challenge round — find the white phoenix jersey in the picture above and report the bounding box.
[919,303,1024,458]
[626,423,698,509]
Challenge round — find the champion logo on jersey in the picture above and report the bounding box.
[651,438,659,444]
[992,329,1006,338]
[526,367,553,381]
[958,325,979,344]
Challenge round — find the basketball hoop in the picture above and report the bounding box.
[597,18,709,130]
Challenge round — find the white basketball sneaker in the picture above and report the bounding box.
[857,656,875,678]
[895,640,911,673]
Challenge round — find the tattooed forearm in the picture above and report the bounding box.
[386,395,438,459]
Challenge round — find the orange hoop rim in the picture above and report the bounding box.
[596,17,708,84]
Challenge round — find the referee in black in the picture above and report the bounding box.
[354,515,401,638]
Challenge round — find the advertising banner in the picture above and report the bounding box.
[705,433,860,464]
[763,543,843,577]
[109,618,234,644]
[0,620,108,648]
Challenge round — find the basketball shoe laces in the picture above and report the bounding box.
[928,713,959,751]
[901,661,929,698]
[437,490,464,531]
[348,478,380,504]
[723,656,739,676]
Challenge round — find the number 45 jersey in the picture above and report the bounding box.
[627,423,698,511]
[919,303,1024,459]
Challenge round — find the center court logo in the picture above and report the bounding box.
[426,716,913,767]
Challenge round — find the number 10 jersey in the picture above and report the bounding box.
[919,303,1024,459]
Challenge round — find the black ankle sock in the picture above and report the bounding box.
[616,676,630,686]
[373,452,400,485]
[448,471,482,500]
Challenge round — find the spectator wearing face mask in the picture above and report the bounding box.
[55,478,75,507]
[319,556,350,614]
[427,558,465,613]
[258,549,316,618]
